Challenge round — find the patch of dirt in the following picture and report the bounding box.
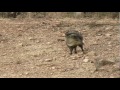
[0,18,119,78]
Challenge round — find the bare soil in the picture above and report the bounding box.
[0,18,119,78]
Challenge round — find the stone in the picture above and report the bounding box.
[87,51,96,56]
[45,58,52,62]
[36,40,41,43]
[18,43,24,47]
[105,33,112,37]
[72,57,77,60]
[83,57,89,63]
[97,33,102,36]
[24,72,29,75]
[47,42,51,45]
[28,37,33,40]
[70,56,77,60]
[51,67,56,70]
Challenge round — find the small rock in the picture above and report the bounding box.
[50,73,53,75]
[19,74,22,76]
[74,54,82,58]
[95,60,115,69]
[33,54,39,57]
[28,37,33,40]
[105,26,113,30]
[36,40,41,43]
[29,37,37,41]
[113,62,120,70]
[87,51,96,56]
[72,57,77,60]
[24,72,29,75]
[92,41,98,45]
[96,36,102,40]
[53,57,56,60]
[108,42,111,45]
[83,57,89,63]
[3,74,7,77]
[101,60,115,65]
[110,76,115,78]
[108,48,112,51]
[70,56,77,60]
[97,33,102,36]
[61,34,65,37]
[31,67,34,69]
[90,40,98,45]
[105,33,112,37]
[47,42,51,45]
[45,58,52,62]
[18,34,22,37]
[1,53,7,56]
[16,61,22,64]
[83,30,86,32]
[108,42,112,47]
[62,55,66,57]
[77,54,82,58]
[51,67,56,70]
[57,39,65,42]
[18,43,24,47]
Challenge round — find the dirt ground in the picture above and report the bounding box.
[0,18,119,78]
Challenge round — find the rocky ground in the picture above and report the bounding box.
[0,18,119,78]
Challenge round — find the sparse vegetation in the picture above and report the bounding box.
[0,12,119,19]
